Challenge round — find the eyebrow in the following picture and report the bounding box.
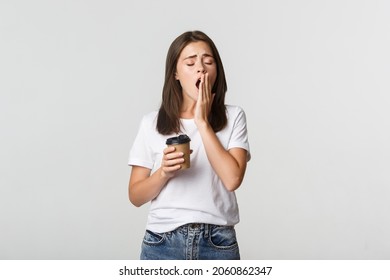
[184,53,214,60]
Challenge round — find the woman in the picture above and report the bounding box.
[128,30,250,260]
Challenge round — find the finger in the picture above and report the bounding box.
[164,157,185,167]
[205,73,212,104]
[163,146,176,155]
[196,75,204,110]
[203,73,208,101]
[199,74,204,97]
[205,73,210,100]
[164,152,184,161]
[163,164,182,173]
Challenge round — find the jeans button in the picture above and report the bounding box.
[190,223,199,229]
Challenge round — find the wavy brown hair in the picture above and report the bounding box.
[156,30,228,135]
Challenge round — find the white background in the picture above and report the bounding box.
[1,0,389,259]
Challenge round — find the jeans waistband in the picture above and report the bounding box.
[177,223,213,238]
[188,223,208,230]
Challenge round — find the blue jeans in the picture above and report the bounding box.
[140,223,240,260]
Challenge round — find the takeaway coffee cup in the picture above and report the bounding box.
[166,134,191,169]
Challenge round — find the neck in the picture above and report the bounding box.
[180,94,196,119]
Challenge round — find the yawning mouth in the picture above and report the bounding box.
[196,79,201,89]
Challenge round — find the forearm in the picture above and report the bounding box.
[129,167,169,207]
[129,146,186,207]
[197,122,246,191]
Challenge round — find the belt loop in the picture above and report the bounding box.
[204,224,210,239]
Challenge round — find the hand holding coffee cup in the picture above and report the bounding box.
[166,135,191,170]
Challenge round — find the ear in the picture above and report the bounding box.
[175,73,179,80]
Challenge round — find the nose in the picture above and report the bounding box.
[197,62,206,73]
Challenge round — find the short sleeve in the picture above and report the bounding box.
[228,107,251,161]
[128,116,155,169]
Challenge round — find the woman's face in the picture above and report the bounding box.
[175,41,217,102]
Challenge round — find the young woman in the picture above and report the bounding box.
[128,30,250,260]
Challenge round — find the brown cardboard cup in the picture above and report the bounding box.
[166,135,191,169]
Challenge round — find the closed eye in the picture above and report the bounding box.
[204,58,214,65]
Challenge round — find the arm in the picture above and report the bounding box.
[128,146,185,207]
[195,73,248,191]
[197,123,247,191]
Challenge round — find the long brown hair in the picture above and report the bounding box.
[156,30,228,135]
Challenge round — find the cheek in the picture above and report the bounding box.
[177,70,193,82]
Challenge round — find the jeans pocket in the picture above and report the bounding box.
[143,230,165,246]
[208,226,239,250]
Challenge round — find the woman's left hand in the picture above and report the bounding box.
[194,72,215,127]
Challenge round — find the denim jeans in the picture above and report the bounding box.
[140,223,240,260]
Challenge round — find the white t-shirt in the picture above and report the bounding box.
[128,105,250,233]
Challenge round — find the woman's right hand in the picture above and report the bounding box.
[160,146,185,178]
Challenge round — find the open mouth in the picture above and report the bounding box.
[195,79,201,89]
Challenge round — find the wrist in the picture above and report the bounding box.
[195,119,210,130]
[158,168,171,182]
